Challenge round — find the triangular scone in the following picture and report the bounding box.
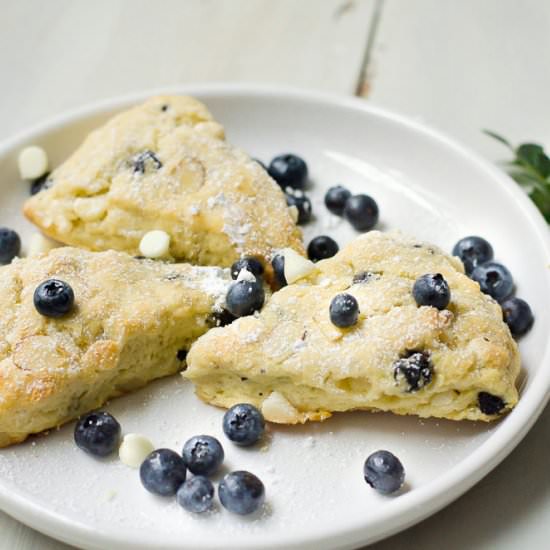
[0,247,231,447]
[185,231,520,423]
[23,95,304,268]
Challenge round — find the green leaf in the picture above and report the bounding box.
[529,188,550,223]
[483,129,513,150]
[516,143,550,178]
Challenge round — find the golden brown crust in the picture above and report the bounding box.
[185,231,520,423]
[23,95,304,268]
[0,247,231,447]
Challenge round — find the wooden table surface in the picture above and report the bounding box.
[2,1,550,548]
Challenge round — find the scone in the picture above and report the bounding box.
[185,231,520,423]
[23,95,304,270]
[0,247,231,448]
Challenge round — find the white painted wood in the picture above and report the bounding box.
[367,0,550,161]
[0,0,374,142]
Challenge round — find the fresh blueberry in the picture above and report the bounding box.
[324,185,351,216]
[225,280,265,317]
[131,150,162,174]
[223,403,265,446]
[393,351,433,392]
[33,279,75,317]
[412,273,451,310]
[271,254,287,288]
[0,228,21,264]
[307,235,339,262]
[30,172,52,195]
[470,262,514,302]
[478,392,505,415]
[344,194,379,231]
[285,192,312,224]
[268,154,308,190]
[364,450,405,494]
[452,236,494,275]
[74,412,121,457]
[231,257,264,280]
[176,476,215,513]
[501,297,534,337]
[139,449,187,496]
[218,471,265,515]
[329,293,359,328]
[182,435,224,476]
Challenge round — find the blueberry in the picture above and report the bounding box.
[177,476,214,513]
[139,449,187,496]
[271,254,287,288]
[307,236,339,262]
[364,450,405,494]
[182,435,224,476]
[343,194,379,231]
[501,297,534,337]
[329,293,359,328]
[225,280,265,317]
[0,228,21,264]
[268,154,308,190]
[324,185,351,216]
[452,236,494,275]
[223,403,265,446]
[470,262,514,302]
[30,172,52,195]
[393,351,433,392]
[478,392,505,415]
[131,150,162,174]
[231,257,264,280]
[412,273,451,310]
[218,471,265,515]
[286,192,312,224]
[74,412,121,457]
[177,348,188,361]
[33,279,75,318]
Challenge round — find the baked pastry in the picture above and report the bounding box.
[0,247,231,447]
[23,95,304,270]
[185,231,520,423]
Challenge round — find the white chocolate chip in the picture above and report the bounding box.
[288,205,299,223]
[26,233,59,257]
[261,391,300,423]
[73,196,107,221]
[18,146,49,180]
[139,230,170,258]
[282,248,316,284]
[236,268,257,283]
[118,434,154,468]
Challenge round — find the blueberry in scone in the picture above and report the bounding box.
[0,247,232,448]
[0,227,21,264]
[184,231,520,423]
[23,96,304,271]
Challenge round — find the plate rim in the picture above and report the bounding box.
[1,82,550,550]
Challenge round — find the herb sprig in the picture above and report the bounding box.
[485,130,550,222]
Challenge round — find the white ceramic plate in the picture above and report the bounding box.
[0,85,549,550]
